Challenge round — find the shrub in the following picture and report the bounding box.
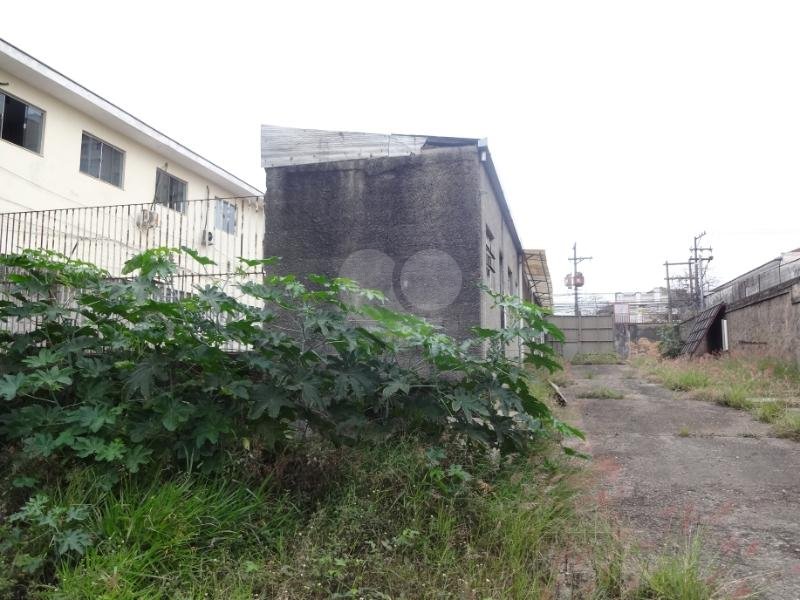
[0,247,580,481]
[657,326,683,359]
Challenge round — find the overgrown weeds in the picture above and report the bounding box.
[632,533,724,600]
[634,353,800,439]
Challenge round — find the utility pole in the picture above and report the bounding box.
[569,243,592,316]
[664,261,696,320]
[664,261,672,324]
[689,232,713,310]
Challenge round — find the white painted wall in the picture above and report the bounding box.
[0,67,264,278]
[0,67,250,213]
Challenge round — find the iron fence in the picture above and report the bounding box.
[0,197,265,278]
[0,197,266,345]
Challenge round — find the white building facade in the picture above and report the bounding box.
[0,38,263,276]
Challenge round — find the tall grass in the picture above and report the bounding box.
[0,435,743,598]
[34,439,580,598]
[633,534,721,600]
[52,476,296,598]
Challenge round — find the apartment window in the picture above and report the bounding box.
[215,199,237,234]
[485,226,495,278]
[0,91,44,153]
[154,169,187,212]
[79,133,124,187]
[499,252,504,292]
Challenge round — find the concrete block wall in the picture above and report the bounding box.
[724,279,800,364]
[263,147,484,341]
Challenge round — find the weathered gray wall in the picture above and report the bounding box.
[548,315,616,360]
[725,279,800,364]
[264,147,484,341]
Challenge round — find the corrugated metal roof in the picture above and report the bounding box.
[679,303,724,356]
[524,249,553,308]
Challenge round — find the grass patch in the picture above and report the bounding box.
[571,353,622,365]
[633,534,722,600]
[635,353,800,439]
[1,437,744,599]
[677,426,692,438]
[661,370,710,391]
[53,476,290,599]
[773,410,800,440]
[18,439,580,598]
[576,387,625,400]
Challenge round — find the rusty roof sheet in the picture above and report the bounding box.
[679,303,724,356]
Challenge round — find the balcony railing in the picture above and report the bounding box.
[0,197,266,342]
[0,197,265,278]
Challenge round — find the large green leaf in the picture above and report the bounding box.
[0,372,26,401]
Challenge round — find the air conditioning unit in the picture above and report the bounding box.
[136,208,160,229]
[202,230,215,246]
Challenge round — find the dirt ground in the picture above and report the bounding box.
[567,363,800,599]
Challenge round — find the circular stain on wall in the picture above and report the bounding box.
[338,249,397,305]
[400,249,462,312]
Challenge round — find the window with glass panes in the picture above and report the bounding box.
[214,199,237,234]
[154,169,187,212]
[0,91,44,153]
[79,133,124,187]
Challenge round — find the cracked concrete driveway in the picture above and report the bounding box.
[568,363,800,599]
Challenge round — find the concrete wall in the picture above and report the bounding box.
[264,146,487,341]
[548,315,616,360]
[0,66,251,212]
[724,279,800,364]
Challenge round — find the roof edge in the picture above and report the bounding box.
[478,140,523,256]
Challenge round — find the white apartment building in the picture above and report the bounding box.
[0,38,263,276]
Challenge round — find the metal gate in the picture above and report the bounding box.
[547,315,616,360]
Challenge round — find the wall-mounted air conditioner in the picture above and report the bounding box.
[136,209,160,229]
[202,230,215,246]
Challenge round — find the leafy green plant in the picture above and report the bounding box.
[0,493,94,580]
[0,248,580,480]
[657,326,683,359]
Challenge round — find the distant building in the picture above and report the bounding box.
[613,287,670,323]
[261,125,540,342]
[0,38,263,284]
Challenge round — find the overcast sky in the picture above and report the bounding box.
[4,1,799,302]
